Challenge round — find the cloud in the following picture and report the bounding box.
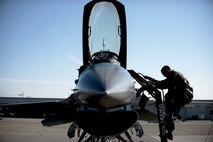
[69,53,82,66]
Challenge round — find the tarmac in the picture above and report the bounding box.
[0,118,212,142]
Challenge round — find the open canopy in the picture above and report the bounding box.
[89,2,121,56]
[83,0,127,68]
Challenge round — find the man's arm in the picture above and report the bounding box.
[154,79,169,89]
[143,75,158,84]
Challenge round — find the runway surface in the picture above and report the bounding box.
[0,118,212,142]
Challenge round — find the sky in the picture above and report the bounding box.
[0,0,213,99]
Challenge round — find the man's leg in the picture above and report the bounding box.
[165,95,174,140]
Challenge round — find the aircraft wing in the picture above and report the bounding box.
[0,95,77,126]
[133,99,158,122]
[137,109,158,122]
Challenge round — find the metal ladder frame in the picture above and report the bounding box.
[128,70,168,142]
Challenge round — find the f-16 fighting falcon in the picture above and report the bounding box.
[0,1,176,142]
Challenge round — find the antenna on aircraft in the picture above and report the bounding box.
[102,38,105,51]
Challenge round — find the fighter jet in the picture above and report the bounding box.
[0,0,169,142]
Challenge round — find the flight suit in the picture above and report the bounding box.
[154,70,186,132]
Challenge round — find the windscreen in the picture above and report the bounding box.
[89,2,121,57]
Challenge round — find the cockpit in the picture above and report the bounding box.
[91,51,120,65]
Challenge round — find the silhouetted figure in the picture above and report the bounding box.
[144,65,193,140]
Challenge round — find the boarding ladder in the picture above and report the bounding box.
[128,70,168,142]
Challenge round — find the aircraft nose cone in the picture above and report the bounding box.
[75,63,136,108]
